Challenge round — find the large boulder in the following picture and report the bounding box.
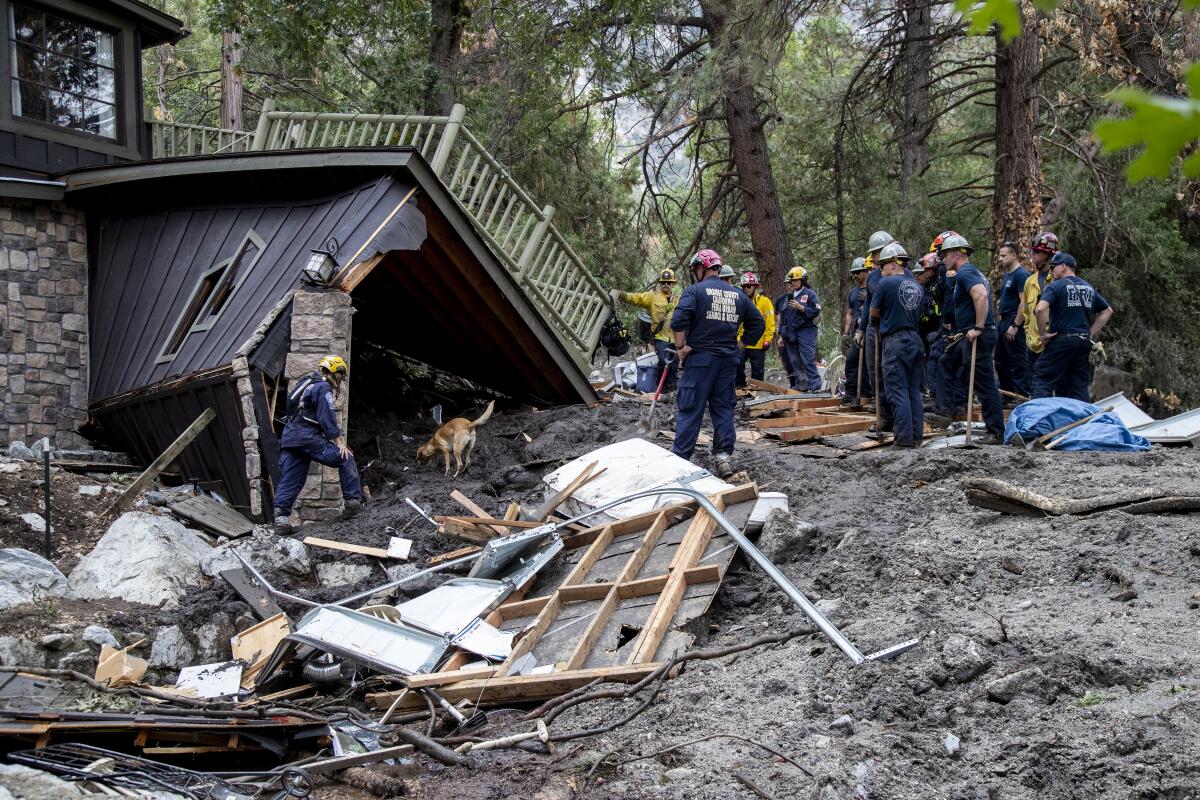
[201,531,311,578]
[67,512,212,609]
[0,549,70,610]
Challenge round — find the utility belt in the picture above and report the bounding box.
[1055,332,1091,341]
[952,323,997,334]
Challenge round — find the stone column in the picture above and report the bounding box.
[283,288,353,522]
[0,199,89,449]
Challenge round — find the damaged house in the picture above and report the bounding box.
[0,0,609,521]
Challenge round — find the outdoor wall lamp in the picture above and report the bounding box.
[302,236,340,285]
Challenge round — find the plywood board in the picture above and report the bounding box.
[171,494,254,538]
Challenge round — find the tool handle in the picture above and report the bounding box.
[964,338,978,445]
[1036,405,1115,448]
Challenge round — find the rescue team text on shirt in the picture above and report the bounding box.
[704,287,742,324]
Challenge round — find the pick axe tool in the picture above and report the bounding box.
[956,337,980,450]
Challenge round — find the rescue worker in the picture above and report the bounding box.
[870,243,925,447]
[736,271,776,388]
[773,284,795,381]
[855,231,895,409]
[1013,232,1058,376]
[1032,252,1113,402]
[612,269,678,392]
[777,265,822,392]
[671,249,765,478]
[841,257,870,406]
[718,265,737,284]
[994,241,1032,398]
[936,234,1005,443]
[930,231,962,416]
[913,253,941,397]
[273,355,364,534]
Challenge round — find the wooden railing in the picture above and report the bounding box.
[149,102,607,373]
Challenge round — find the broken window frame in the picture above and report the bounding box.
[157,229,266,364]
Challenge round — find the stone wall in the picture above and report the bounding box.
[282,288,353,522]
[0,199,88,449]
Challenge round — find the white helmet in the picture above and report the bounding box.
[867,230,895,253]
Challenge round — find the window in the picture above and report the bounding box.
[158,230,266,364]
[8,3,118,139]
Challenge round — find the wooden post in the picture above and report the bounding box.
[430,103,465,177]
[250,98,276,151]
[105,408,216,517]
[517,204,555,273]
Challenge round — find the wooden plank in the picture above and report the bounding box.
[754,413,871,430]
[429,545,480,565]
[230,613,289,690]
[503,502,521,521]
[439,520,497,544]
[450,490,509,535]
[562,525,613,586]
[747,378,799,395]
[775,419,873,442]
[442,516,546,529]
[496,595,551,619]
[498,594,562,676]
[304,744,416,774]
[106,408,216,516]
[219,567,284,621]
[403,666,499,689]
[302,536,389,559]
[536,462,605,520]
[558,582,616,602]
[366,663,664,710]
[563,587,620,670]
[748,397,840,416]
[563,483,758,549]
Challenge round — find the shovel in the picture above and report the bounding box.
[1011,405,1115,450]
[638,347,676,433]
[852,336,866,410]
[956,338,980,449]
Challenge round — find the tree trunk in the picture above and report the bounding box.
[897,0,932,195]
[220,31,243,131]
[701,0,795,300]
[424,0,469,115]
[991,6,1042,278]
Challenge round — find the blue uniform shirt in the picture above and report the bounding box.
[857,268,882,331]
[778,286,820,338]
[998,265,1031,318]
[1041,275,1109,334]
[671,276,765,358]
[871,274,924,335]
[951,263,996,331]
[281,375,342,447]
[847,285,865,319]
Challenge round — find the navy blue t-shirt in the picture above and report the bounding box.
[951,263,996,331]
[1041,275,1110,334]
[871,274,924,336]
[857,268,883,331]
[847,285,865,318]
[672,276,765,357]
[777,286,820,338]
[998,265,1031,318]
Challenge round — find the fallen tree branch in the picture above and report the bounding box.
[0,665,210,708]
[962,477,1200,516]
[391,726,474,768]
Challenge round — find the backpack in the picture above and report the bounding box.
[599,306,631,357]
[285,373,321,423]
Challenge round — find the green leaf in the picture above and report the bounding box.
[954,0,1023,41]
[1094,64,1200,182]
[1185,0,1199,9]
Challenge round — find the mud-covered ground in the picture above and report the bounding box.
[6,390,1199,800]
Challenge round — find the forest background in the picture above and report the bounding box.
[142,0,1200,400]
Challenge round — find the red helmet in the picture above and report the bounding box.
[928,230,959,253]
[739,271,760,287]
[1031,231,1060,253]
[689,249,723,272]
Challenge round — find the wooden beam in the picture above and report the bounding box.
[754,413,870,429]
[503,502,521,521]
[748,397,840,417]
[536,462,605,521]
[440,516,546,529]
[747,378,799,395]
[106,408,216,517]
[403,666,498,689]
[366,663,664,710]
[302,536,391,559]
[558,582,616,602]
[774,419,873,442]
[563,482,758,548]
[450,490,509,535]
[428,545,480,566]
[562,525,613,586]
[438,520,497,544]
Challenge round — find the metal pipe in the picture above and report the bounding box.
[549,487,871,663]
[232,552,320,608]
[331,553,480,607]
[42,446,51,560]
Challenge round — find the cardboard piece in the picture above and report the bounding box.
[95,642,148,688]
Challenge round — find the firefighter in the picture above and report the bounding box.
[273,355,364,534]
[777,266,822,392]
[870,243,925,447]
[736,271,776,388]
[994,241,1032,398]
[856,231,895,409]
[1032,252,1114,402]
[1013,232,1058,376]
[842,257,870,406]
[612,269,679,392]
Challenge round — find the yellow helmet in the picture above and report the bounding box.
[864,254,876,270]
[786,266,807,282]
[657,268,677,283]
[319,355,348,376]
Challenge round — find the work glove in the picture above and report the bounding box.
[609,288,621,303]
[854,330,864,346]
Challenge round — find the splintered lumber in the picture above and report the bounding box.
[503,502,521,521]
[755,413,870,430]
[429,545,480,565]
[442,517,547,529]
[171,495,254,538]
[450,490,509,535]
[535,461,606,521]
[767,419,874,442]
[366,663,664,710]
[438,519,498,544]
[747,378,799,395]
[962,477,1200,516]
[106,408,216,517]
[231,613,289,689]
[303,536,392,559]
[747,397,840,417]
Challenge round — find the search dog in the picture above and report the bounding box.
[416,400,495,477]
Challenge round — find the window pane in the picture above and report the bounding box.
[92,65,115,102]
[44,13,80,56]
[14,43,48,83]
[48,89,81,128]
[79,27,114,68]
[81,97,116,137]
[14,79,48,121]
[12,5,43,45]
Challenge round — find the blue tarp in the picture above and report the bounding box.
[1003,398,1151,451]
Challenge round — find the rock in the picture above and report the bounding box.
[195,614,235,663]
[758,510,818,563]
[986,667,1048,705]
[815,597,845,625]
[0,548,70,610]
[1090,364,1136,403]
[0,636,44,668]
[82,625,119,649]
[316,562,374,588]
[38,633,74,651]
[77,485,102,497]
[18,513,46,534]
[201,531,310,578]
[0,463,19,474]
[944,732,961,757]
[68,512,212,609]
[940,634,993,683]
[149,625,195,669]
[662,767,698,784]
[55,649,95,673]
[829,714,855,734]
[0,763,93,798]
[6,441,35,461]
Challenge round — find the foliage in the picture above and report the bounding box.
[1095,64,1200,181]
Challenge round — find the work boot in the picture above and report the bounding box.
[340,499,364,520]
[977,434,1004,446]
[273,513,294,536]
[712,453,735,479]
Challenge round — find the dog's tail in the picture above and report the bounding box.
[469,400,495,429]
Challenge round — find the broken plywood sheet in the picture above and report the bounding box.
[171,495,254,538]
